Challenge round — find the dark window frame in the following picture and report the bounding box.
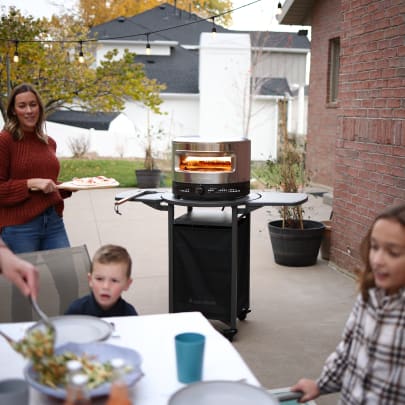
[327,37,340,104]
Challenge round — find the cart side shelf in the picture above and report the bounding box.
[114,189,308,212]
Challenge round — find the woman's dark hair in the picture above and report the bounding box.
[358,204,405,301]
[4,83,47,143]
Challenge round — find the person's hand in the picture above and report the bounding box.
[27,178,58,193]
[291,378,320,403]
[0,246,39,299]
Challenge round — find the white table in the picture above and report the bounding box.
[0,312,260,404]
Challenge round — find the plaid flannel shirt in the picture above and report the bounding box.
[317,288,405,404]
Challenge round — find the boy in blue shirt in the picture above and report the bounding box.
[65,244,137,317]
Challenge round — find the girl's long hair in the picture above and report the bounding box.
[358,204,405,301]
[4,83,47,143]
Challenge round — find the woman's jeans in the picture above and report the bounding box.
[1,206,70,253]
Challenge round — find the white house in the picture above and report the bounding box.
[50,3,310,161]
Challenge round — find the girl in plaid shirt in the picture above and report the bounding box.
[292,204,405,404]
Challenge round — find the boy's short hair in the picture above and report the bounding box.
[91,244,132,278]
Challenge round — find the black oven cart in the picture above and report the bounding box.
[114,190,308,341]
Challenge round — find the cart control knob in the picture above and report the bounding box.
[195,186,204,195]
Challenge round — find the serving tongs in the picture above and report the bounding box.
[0,329,18,348]
[1,298,54,343]
[29,296,56,335]
[275,391,304,402]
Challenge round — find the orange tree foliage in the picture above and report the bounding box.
[77,0,232,28]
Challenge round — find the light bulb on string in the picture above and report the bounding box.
[1,1,269,54]
[276,2,282,16]
[78,40,85,63]
[146,34,151,55]
[211,17,217,37]
[13,41,19,63]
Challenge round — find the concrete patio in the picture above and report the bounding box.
[63,187,357,405]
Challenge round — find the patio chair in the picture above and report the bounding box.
[0,245,91,323]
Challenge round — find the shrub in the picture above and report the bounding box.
[68,135,90,158]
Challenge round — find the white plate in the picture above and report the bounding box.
[169,381,279,405]
[24,342,143,399]
[28,315,113,346]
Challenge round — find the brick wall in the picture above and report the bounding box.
[307,0,405,273]
[331,0,405,271]
[305,0,341,186]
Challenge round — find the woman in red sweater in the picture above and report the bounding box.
[0,83,72,253]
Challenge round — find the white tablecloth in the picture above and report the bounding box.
[0,312,260,404]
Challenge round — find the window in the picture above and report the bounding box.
[328,37,340,103]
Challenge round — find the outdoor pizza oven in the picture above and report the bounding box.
[172,137,251,200]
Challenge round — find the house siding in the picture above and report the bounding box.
[255,51,308,87]
[307,0,405,272]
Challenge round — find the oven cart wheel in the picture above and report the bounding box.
[237,308,251,321]
[222,328,238,342]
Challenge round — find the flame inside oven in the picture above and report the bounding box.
[179,155,233,172]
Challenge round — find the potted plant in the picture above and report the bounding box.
[135,123,164,188]
[266,99,325,266]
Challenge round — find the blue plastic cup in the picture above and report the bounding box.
[175,332,205,383]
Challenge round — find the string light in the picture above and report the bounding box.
[13,40,19,63]
[78,40,85,63]
[211,17,217,36]
[1,0,290,59]
[145,34,151,55]
[276,2,282,16]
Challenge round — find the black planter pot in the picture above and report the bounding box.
[268,220,325,267]
[135,169,161,188]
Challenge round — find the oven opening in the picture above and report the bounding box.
[172,138,250,200]
[177,153,234,173]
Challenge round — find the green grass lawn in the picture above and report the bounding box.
[59,158,270,189]
[59,159,172,188]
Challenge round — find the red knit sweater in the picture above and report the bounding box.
[0,129,71,228]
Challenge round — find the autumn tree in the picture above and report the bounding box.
[0,8,165,120]
[0,8,45,107]
[76,0,232,28]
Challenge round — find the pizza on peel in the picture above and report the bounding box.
[70,176,119,187]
